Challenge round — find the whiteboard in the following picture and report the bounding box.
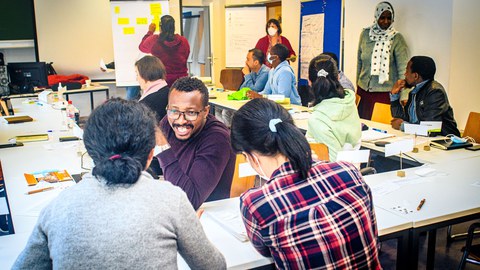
[110,1,169,86]
[225,6,266,68]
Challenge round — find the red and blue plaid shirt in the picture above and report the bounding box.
[240,161,381,269]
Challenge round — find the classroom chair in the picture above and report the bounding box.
[462,112,480,143]
[309,142,329,162]
[230,154,256,197]
[458,222,480,270]
[355,94,361,107]
[371,102,392,124]
[219,69,244,90]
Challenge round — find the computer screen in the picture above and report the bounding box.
[7,62,49,94]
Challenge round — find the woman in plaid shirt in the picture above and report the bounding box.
[230,98,381,269]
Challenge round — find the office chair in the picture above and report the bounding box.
[371,102,392,124]
[230,154,256,197]
[458,222,480,270]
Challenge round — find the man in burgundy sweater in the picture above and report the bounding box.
[155,77,236,209]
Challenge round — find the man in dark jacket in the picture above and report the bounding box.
[390,56,460,136]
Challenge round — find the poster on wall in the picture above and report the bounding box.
[299,14,325,80]
[110,1,169,86]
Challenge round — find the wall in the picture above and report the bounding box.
[448,0,480,128]
[282,0,300,79]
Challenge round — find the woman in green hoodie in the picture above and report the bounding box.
[306,54,362,161]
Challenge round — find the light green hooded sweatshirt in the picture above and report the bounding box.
[306,89,362,161]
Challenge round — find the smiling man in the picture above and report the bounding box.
[155,77,236,209]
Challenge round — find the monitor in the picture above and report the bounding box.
[7,62,49,94]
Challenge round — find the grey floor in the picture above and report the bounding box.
[379,221,480,270]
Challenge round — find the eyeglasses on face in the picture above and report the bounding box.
[166,108,206,121]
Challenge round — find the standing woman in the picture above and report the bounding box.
[306,54,361,161]
[356,1,408,119]
[139,15,190,86]
[255,19,296,68]
[231,98,380,269]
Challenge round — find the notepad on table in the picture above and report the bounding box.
[4,115,33,124]
[205,208,249,242]
[430,139,472,150]
[15,134,49,143]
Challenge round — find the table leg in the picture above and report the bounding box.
[408,229,420,270]
[396,230,410,270]
[90,92,94,111]
[426,229,437,270]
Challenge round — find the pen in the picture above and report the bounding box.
[27,186,54,195]
[372,128,387,133]
[417,198,426,211]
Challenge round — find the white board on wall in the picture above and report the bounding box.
[110,1,169,86]
[225,6,266,68]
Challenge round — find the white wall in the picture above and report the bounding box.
[448,0,480,128]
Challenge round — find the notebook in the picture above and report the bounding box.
[429,139,473,150]
[15,134,49,143]
[5,115,33,124]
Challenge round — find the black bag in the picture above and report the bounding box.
[46,62,57,75]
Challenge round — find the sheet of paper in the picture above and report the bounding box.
[419,121,442,129]
[404,123,430,136]
[205,209,248,242]
[371,182,400,197]
[336,149,370,163]
[384,139,414,157]
[291,112,311,120]
[361,129,395,142]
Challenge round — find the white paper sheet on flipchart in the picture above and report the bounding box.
[361,129,396,142]
[204,208,249,242]
[420,121,442,129]
[300,13,324,80]
[238,163,257,178]
[384,139,414,157]
[336,149,370,164]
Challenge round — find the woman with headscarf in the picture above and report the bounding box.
[255,18,296,68]
[356,1,408,120]
[139,15,190,86]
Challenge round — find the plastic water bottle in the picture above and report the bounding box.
[66,101,76,128]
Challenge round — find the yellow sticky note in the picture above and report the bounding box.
[123,27,135,35]
[137,18,148,25]
[118,18,130,25]
[114,6,120,14]
[150,3,162,15]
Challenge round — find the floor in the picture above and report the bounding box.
[379,221,480,270]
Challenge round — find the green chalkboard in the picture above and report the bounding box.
[0,0,35,40]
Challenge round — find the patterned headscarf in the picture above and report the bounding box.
[369,2,397,84]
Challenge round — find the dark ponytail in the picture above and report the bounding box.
[158,15,175,43]
[308,54,345,106]
[231,99,312,179]
[83,98,156,186]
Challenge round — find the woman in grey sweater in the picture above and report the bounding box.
[13,98,226,270]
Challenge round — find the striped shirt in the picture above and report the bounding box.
[240,161,381,269]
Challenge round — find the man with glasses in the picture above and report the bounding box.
[154,77,236,210]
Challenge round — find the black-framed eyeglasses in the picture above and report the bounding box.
[166,108,206,121]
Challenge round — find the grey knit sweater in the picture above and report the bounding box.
[12,172,226,270]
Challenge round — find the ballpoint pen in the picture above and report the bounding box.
[372,128,388,133]
[417,198,426,211]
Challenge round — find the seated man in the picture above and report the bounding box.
[247,44,301,105]
[390,56,460,136]
[155,77,236,209]
[240,48,270,91]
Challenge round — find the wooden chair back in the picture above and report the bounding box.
[220,69,244,90]
[230,154,256,197]
[463,112,480,143]
[355,94,361,107]
[371,102,392,124]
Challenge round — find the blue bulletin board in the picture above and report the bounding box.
[298,0,342,86]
